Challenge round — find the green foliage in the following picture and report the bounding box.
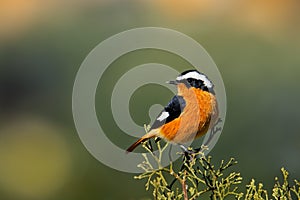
[245,179,268,200]
[134,141,300,200]
[272,168,300,200]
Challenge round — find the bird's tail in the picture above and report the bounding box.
[126,131,158,153]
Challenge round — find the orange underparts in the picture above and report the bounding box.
[159,87,216,144]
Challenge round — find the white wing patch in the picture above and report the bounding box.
[157,111,169,121]
[176,71,213,88]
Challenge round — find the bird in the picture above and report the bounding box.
[126,69,219,153]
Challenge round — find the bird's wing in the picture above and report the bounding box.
[150,95,186,130]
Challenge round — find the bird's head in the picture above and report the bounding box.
[167,70,215,95]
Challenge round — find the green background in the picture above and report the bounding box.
[0,0,299,199]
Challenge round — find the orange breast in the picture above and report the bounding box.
[160,86,217,144]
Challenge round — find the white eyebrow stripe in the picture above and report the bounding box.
[157,111,169,121]
[176,71,213,88]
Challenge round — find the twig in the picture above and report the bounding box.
[182,171,188,200]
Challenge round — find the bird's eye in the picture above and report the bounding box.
[186,78,196,87]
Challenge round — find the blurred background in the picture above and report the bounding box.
[0,0,300,199]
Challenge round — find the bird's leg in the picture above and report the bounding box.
[180,145,204,166]
[179,144,189,153]
[179,145,194,161]
[181,145,206,159]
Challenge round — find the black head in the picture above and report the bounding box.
[174,70,215,94]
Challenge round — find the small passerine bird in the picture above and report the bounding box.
[126,69,218,153]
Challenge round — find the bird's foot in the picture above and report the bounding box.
[179,145,204,162]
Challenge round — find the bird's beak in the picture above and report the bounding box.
[166,80,178,85]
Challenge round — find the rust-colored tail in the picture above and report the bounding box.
[126,131,157,153]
